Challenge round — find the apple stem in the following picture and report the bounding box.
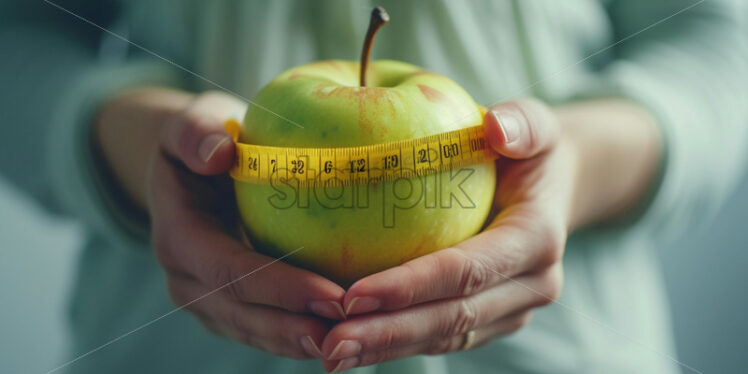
[360,6,389,87]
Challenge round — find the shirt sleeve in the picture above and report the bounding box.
[600,0,748,240]
[0,0,111,209]
[0,1,187,248]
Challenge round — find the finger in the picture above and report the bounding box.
[343,210,564,314]
[150,155,346,320]
[166,272,329,360]
[325,267,560,360]
[160,91,247,175]
[322,311,533,372]
[484,98,559,159]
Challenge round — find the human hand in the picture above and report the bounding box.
[318,99,575,372]
[145,91,347,359]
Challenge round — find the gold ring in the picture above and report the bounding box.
[461,330,476,351]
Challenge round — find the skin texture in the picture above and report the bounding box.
[98,90,349,360]
[318,99,572,371]
[95,85,660,370]
[236,60,496,285]
[318,98,661,372]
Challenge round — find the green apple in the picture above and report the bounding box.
[234,7,495,286]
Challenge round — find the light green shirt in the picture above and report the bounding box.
[2,0,747,373]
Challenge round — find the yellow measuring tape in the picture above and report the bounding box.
[225,119,497,187]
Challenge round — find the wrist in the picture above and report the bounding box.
[555,129,583,233]
[553,99,663,232]
[553,102,603,232]
[95,86,195,210]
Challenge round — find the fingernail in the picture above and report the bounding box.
[345,296,381,315]
[308,300,346,320]
[300,336,322,358]
[492,110,520,145]
[331,357,360,373]
[328,340,362,360]
[198,133,231,162]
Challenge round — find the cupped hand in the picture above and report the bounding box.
[319,99,576,372]
[147,91,347,359]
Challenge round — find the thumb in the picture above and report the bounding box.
[484,98,559,159]
[160,92,247,175]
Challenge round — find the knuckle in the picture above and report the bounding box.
[152,235,174,269]
[456,252,491,296]
[210,263,231,292]
[537,266,563,306]
[402,284,417,307]
[538,242,563,269]
[174,116,198,152]
[272,285,297,312]
[539,223,566,268]
[508,311,533,334]
[227,308,252,342]
[211,255,248,302]
[379,325,398,350]
[277,315,304,348]
[165,282,184,306]
[195,315,222,336]
[426,337,456,356]
[174,114,215,159]
[399,262,421,305]
[446,299,479,337]
[261,344,280,356]
[259,342,285,357]
[366,349,394,366]
[518,311,533,326]
[211,263,241,300]
[224,275,246,302]
[516,99,556,142]
[151,220,180,270]
[358,348,392,366]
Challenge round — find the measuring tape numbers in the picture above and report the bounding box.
[224,119,498,188]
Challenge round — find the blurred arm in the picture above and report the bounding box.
[0,1,188,246]
[591,0,748,236]
[555,99,663,230]
[0,0,114,207]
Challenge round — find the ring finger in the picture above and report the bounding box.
[166,272,330,360]
[323,311,532,372]
[321,265,560,361]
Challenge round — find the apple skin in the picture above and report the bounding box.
[236,60,496,286]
